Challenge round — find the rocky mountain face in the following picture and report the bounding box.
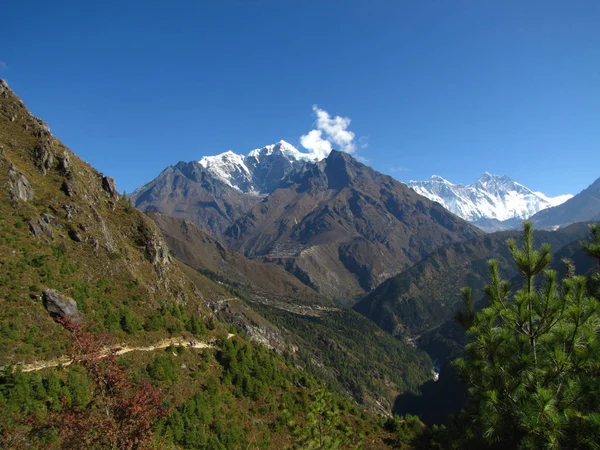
[223,150,482,301]
[529,176,600,229]
[130,141,316,236]
[407,173,572,232]
[130,160,261,236]
[199,140,315,194]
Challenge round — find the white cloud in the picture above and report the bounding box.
[0,61,7,71]
[299,129,332,160]
[300,105,359,159]
[390,166,408,173]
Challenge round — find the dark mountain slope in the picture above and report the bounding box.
[354,223,593,354]
[530,176,600,229]
[148,211,324,304]
[224,150,482,301]
[130,160,260,236]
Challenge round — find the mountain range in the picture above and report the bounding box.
[407,174,572,231]
[133,144,482,301]
[135,140,583,236]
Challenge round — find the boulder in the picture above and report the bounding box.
[41,213,62,229]
[68,228,83,242]
[43,289,80,323]
[29,218,53,239]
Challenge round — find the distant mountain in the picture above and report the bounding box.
[223,150,482,301]
[529,176,600,229]
[407,173,572,231]
[130,161,260,236]
[199,140,315,194]
[130,140,317,236]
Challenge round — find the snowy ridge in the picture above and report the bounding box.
[407,173,573,224]
[199,140,317,194]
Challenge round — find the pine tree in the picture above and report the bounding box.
[453,222,600,449]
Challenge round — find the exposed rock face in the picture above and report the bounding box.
[61,180,74,197]
[136,218,171,267]
[7,165,34,201]
[57,151,71,177]
[43,289,80,323]
[33,143,54,175]
[29,217,54,240]
[102,176,119,199]
[130,161,260,237]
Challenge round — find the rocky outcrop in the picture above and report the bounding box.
[43,289,80,323]
[33,143,54,176]
[7,165,34,201]
[29,217,54,240]
[101,176,119,199]
[61,180,75,197]
[57,151,71,177]
[136,218,171,267]
[0,79,8,97]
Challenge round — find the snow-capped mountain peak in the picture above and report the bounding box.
[407,173,573,228]
[198,140,315,194]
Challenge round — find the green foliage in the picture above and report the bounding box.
[250,303,431,405]
[218,338,278,400]
[0,366,92,427]
[450,222,600,449]
[147,355,179,384]
[385,414,424,449]
[120,309,142,334]
[289,388,360,449]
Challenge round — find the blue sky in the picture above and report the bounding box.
[1,0,599,196]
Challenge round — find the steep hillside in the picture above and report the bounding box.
[0,80,208,363]
[529,176,600,229]
[148,211,324,304]
[225,150,482,301]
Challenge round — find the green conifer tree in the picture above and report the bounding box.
[453,222,600,449]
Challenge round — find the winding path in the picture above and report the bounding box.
[5,334,234,373]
